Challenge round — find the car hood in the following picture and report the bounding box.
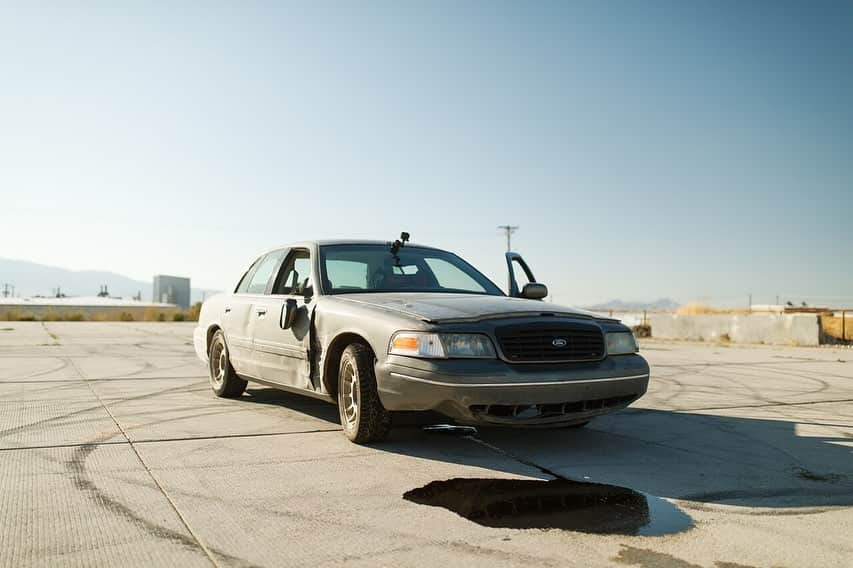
[334,292,606,323]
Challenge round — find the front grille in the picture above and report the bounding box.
[495,322,605,363]
[470,395,637,420]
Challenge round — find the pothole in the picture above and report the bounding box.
[403,477,692,536]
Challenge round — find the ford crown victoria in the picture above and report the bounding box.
[194,235,649,443]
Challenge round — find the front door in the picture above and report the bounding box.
[252,248,315,390]
[505,251,538,297]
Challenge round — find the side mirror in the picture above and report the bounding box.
[521,282,548,300]
[280,299,298,329]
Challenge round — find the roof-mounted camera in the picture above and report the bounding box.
[389,232,410,258]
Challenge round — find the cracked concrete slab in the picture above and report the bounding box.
[0,323,851,567]
[0,443,213,567]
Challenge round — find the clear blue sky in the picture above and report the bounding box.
[1,1,851,306]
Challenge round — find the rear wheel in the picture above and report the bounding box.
[208,330,247,398]
[338,343,391,443]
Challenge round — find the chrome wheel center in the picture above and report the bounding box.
[341,360,359,427]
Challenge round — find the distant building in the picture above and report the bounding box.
[152,275,191,309]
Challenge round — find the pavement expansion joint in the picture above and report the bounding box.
[0,428,344,453]
[67,355,223,568]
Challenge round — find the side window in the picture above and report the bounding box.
[424,258,486,293]
[507,254,536,296]
[274,250,312,296]
[511,258,533,288]
[245,251,285,295]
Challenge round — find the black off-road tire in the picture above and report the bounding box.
[208,330,247,398]
[338,343,392,443]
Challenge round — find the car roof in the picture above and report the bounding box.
[277,239,444,250]
[252,240,447,259]
[318,239,440,248]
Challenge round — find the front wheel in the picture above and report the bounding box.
[338,343,391,443]
[208,330,247,398]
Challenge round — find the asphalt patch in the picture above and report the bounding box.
[404,477,692,536]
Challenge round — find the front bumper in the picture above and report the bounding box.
[376,354,649,426]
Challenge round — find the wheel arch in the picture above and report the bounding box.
[206,324,223,354]
[322,332,376,399]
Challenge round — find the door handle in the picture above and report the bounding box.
[224,306,231,313]
[255,306,267,316]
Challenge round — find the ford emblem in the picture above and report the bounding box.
[551,338,568,347]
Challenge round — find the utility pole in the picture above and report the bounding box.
[2,283,8,298]
[497,225,519,252]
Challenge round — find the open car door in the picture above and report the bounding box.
[505,252,548,300]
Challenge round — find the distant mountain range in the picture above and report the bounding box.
[584,298,680,311]
[0,258,218,304]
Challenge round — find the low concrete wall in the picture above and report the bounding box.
[647,313,820,346]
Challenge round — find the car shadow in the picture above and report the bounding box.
[240,386,853,509]
[242,386,448,427]
[242,387,340,423]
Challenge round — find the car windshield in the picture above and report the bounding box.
[319,244,504,296]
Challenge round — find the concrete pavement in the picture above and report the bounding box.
[0,322,850,567]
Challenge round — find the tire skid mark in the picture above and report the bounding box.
[681,363,817,408]
[65,355,256,568]
[0,380,207,439]
[757,404,853,445]
[654,359,853,381]
[66,441,256,567]
[655,376,686,405]
[133,341,196,355]
[2,358,71,381]
[653,359,842,368]
[0,380,87,401]
[716,364,834,398]
[0,376,206,385]
[97,455,565,568]
[674,397,853,412]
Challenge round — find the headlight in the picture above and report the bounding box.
[606,332,638,355]
[389,332,496,359]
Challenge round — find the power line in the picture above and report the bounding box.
[497,225,519,252]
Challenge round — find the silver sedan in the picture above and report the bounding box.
[194,238,649,443]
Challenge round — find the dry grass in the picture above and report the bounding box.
[676,303,753,315]
[1,310,83,322]
[821,315,851,341]
[0,304,201,323]
[676,303,723,315]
